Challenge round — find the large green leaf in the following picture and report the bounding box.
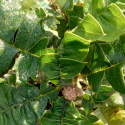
[98,3,125,41]
[39,97,92,125]
[85,36,125,94]
[40,53,85,85]
[0,1,48,82]
[41,31,90,85]
[88,42,110,92]
[0,82,59,125]
[83,0,125,41]
[73,14,105,41]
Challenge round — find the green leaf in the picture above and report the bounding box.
[55,0,74,11]
[68,16,82,30]
[0,1,46,47]
[43,8,60,30]
[108,91,125,109]
[77,108,99,124]
[0,82,59,124]
[46,16,60,30]
[118,0,125,3]
[115,2,125,12]
[38,110,61,125]
[93,92,112,102]
[41,53,85,85]
[62,0,74,11]
[66,5,84,29]
[0,0,47,52]
[0,1,48,82]
[105,62,125,94]
[0,78,6,83]
[93,107,125,125]
[20,0,41,10]
[106,38,125,65]
[0,1,21,44]
[59,58,85,79]
[73,14,105,41]
[92,42,111,72]
[88,71,104,93]
[84,0,105,16]
[88,42,110,92]
[96,3,125,41]
[58,32,90,61]
[99,85,114,93]
[39,97,92,125]
[85,37,125,94]
[73,5,84,18]
[82,94,94,115]
[83,1,125,41]
[35,8,46,18]
[13,52,40,84]
[55,0,67,8]
[40,81,59,104]
[40,54,60,79]
[0,83,44,124]
[56,18,68,39]
[66,5,84,18]
[109,92,125,107]
[28,38,48,56]
[46,31,61,49]
[14,11,46,52]
[0,40,18,74]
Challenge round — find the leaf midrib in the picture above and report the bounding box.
[0,38,40,58]
[83,60,125,77]
[0,89,57,114]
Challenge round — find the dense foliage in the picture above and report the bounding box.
[0,0,125,124]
